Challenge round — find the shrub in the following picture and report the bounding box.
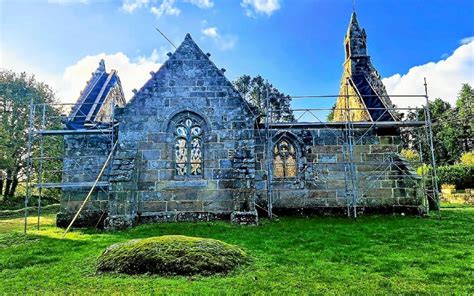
[416,164,431,177]
[459,151,474,165]
[437,165,474,190]
[97,235,248,276]
[400,149,420,164]
[441,184,456,190]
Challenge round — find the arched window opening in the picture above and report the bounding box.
[273,139,297,178]
[174,117,203,177]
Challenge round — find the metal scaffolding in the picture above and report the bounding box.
[23,100,117,233]
[262,81,440,219]
[23,81,440,232]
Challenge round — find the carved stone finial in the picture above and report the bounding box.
[206,53,211,57]
[132,89,138,94]
[167,52,172,57]
[97,59,106,72]
[221,68,226,73]
[150,71,155,76]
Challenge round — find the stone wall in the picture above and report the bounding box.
[255,128,425,215]
[57,134,112,228]
[104,34,257,230]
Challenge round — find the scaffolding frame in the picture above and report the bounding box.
[262,80,440,219]
[23,100,117,233]
[23,81,440,232]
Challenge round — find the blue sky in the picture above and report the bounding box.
[1,0,473,110]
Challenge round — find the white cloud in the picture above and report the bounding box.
[121,0,211,16]
[0,48,167,104]
[183,0,213,8]
[460,36,474,45]
[241,0,280,17]
[150,0,181,17]
[201,26,238,50]
[382,41,474,108]
[201,27,218,38]
[121,0,149,13]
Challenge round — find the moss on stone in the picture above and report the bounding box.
[96,235,248,276]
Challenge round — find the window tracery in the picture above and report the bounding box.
[174,117,203,177]
[273,139,297,178]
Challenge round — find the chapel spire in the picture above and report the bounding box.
[344,12,368,60]
[333,12,396,122]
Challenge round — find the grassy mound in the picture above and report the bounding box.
[97,235,248,276]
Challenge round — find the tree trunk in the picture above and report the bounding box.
[4,169,12,196]
[4,179,12,196]
[8,177,18,197]
[0,179,3,196]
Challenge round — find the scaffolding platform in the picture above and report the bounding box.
[34,181,110,189]
[34,129,114,136]
[268,121,426,129]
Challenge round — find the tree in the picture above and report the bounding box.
[402,84,474,166]
[0,70,62,198]
[455,84,473,152]
[233,75,294,123]
[326,103,336,121]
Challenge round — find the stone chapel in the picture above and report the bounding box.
[57,13,425,230]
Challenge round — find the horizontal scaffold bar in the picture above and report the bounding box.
[267,121,426,129]
[34,129,114,135]
[35,181,110,188]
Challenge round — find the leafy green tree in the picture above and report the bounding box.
[0,70,62,198]
[326,103,336,121]
[403,84,473,166]
[455,84,473,152]
[233,75,294,123]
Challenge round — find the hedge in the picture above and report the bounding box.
[437,164,474,189]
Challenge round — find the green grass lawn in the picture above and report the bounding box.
[1,209,473,295]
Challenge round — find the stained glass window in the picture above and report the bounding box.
[273,139,297,178]
[174,116,203,177]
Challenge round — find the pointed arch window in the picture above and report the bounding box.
[273,139,297,178]
[174,117,203,177]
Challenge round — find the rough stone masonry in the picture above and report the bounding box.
[57,13,425,230]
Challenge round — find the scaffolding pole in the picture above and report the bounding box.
[424,78,441,214]
[37,104,46,229]
[24,99,35,234]
[265,83,273,218]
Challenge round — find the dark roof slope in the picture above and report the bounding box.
[67,60,125,129]
[351,75,394,121]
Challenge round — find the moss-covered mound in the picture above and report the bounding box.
[97,235,248,276]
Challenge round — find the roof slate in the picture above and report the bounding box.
[67,60,124,129]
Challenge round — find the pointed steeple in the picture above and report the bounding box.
[344,12,367,60]
[334,12,396,122]
[347,12,359,33]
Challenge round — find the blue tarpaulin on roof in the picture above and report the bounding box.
[351,74,394,121]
